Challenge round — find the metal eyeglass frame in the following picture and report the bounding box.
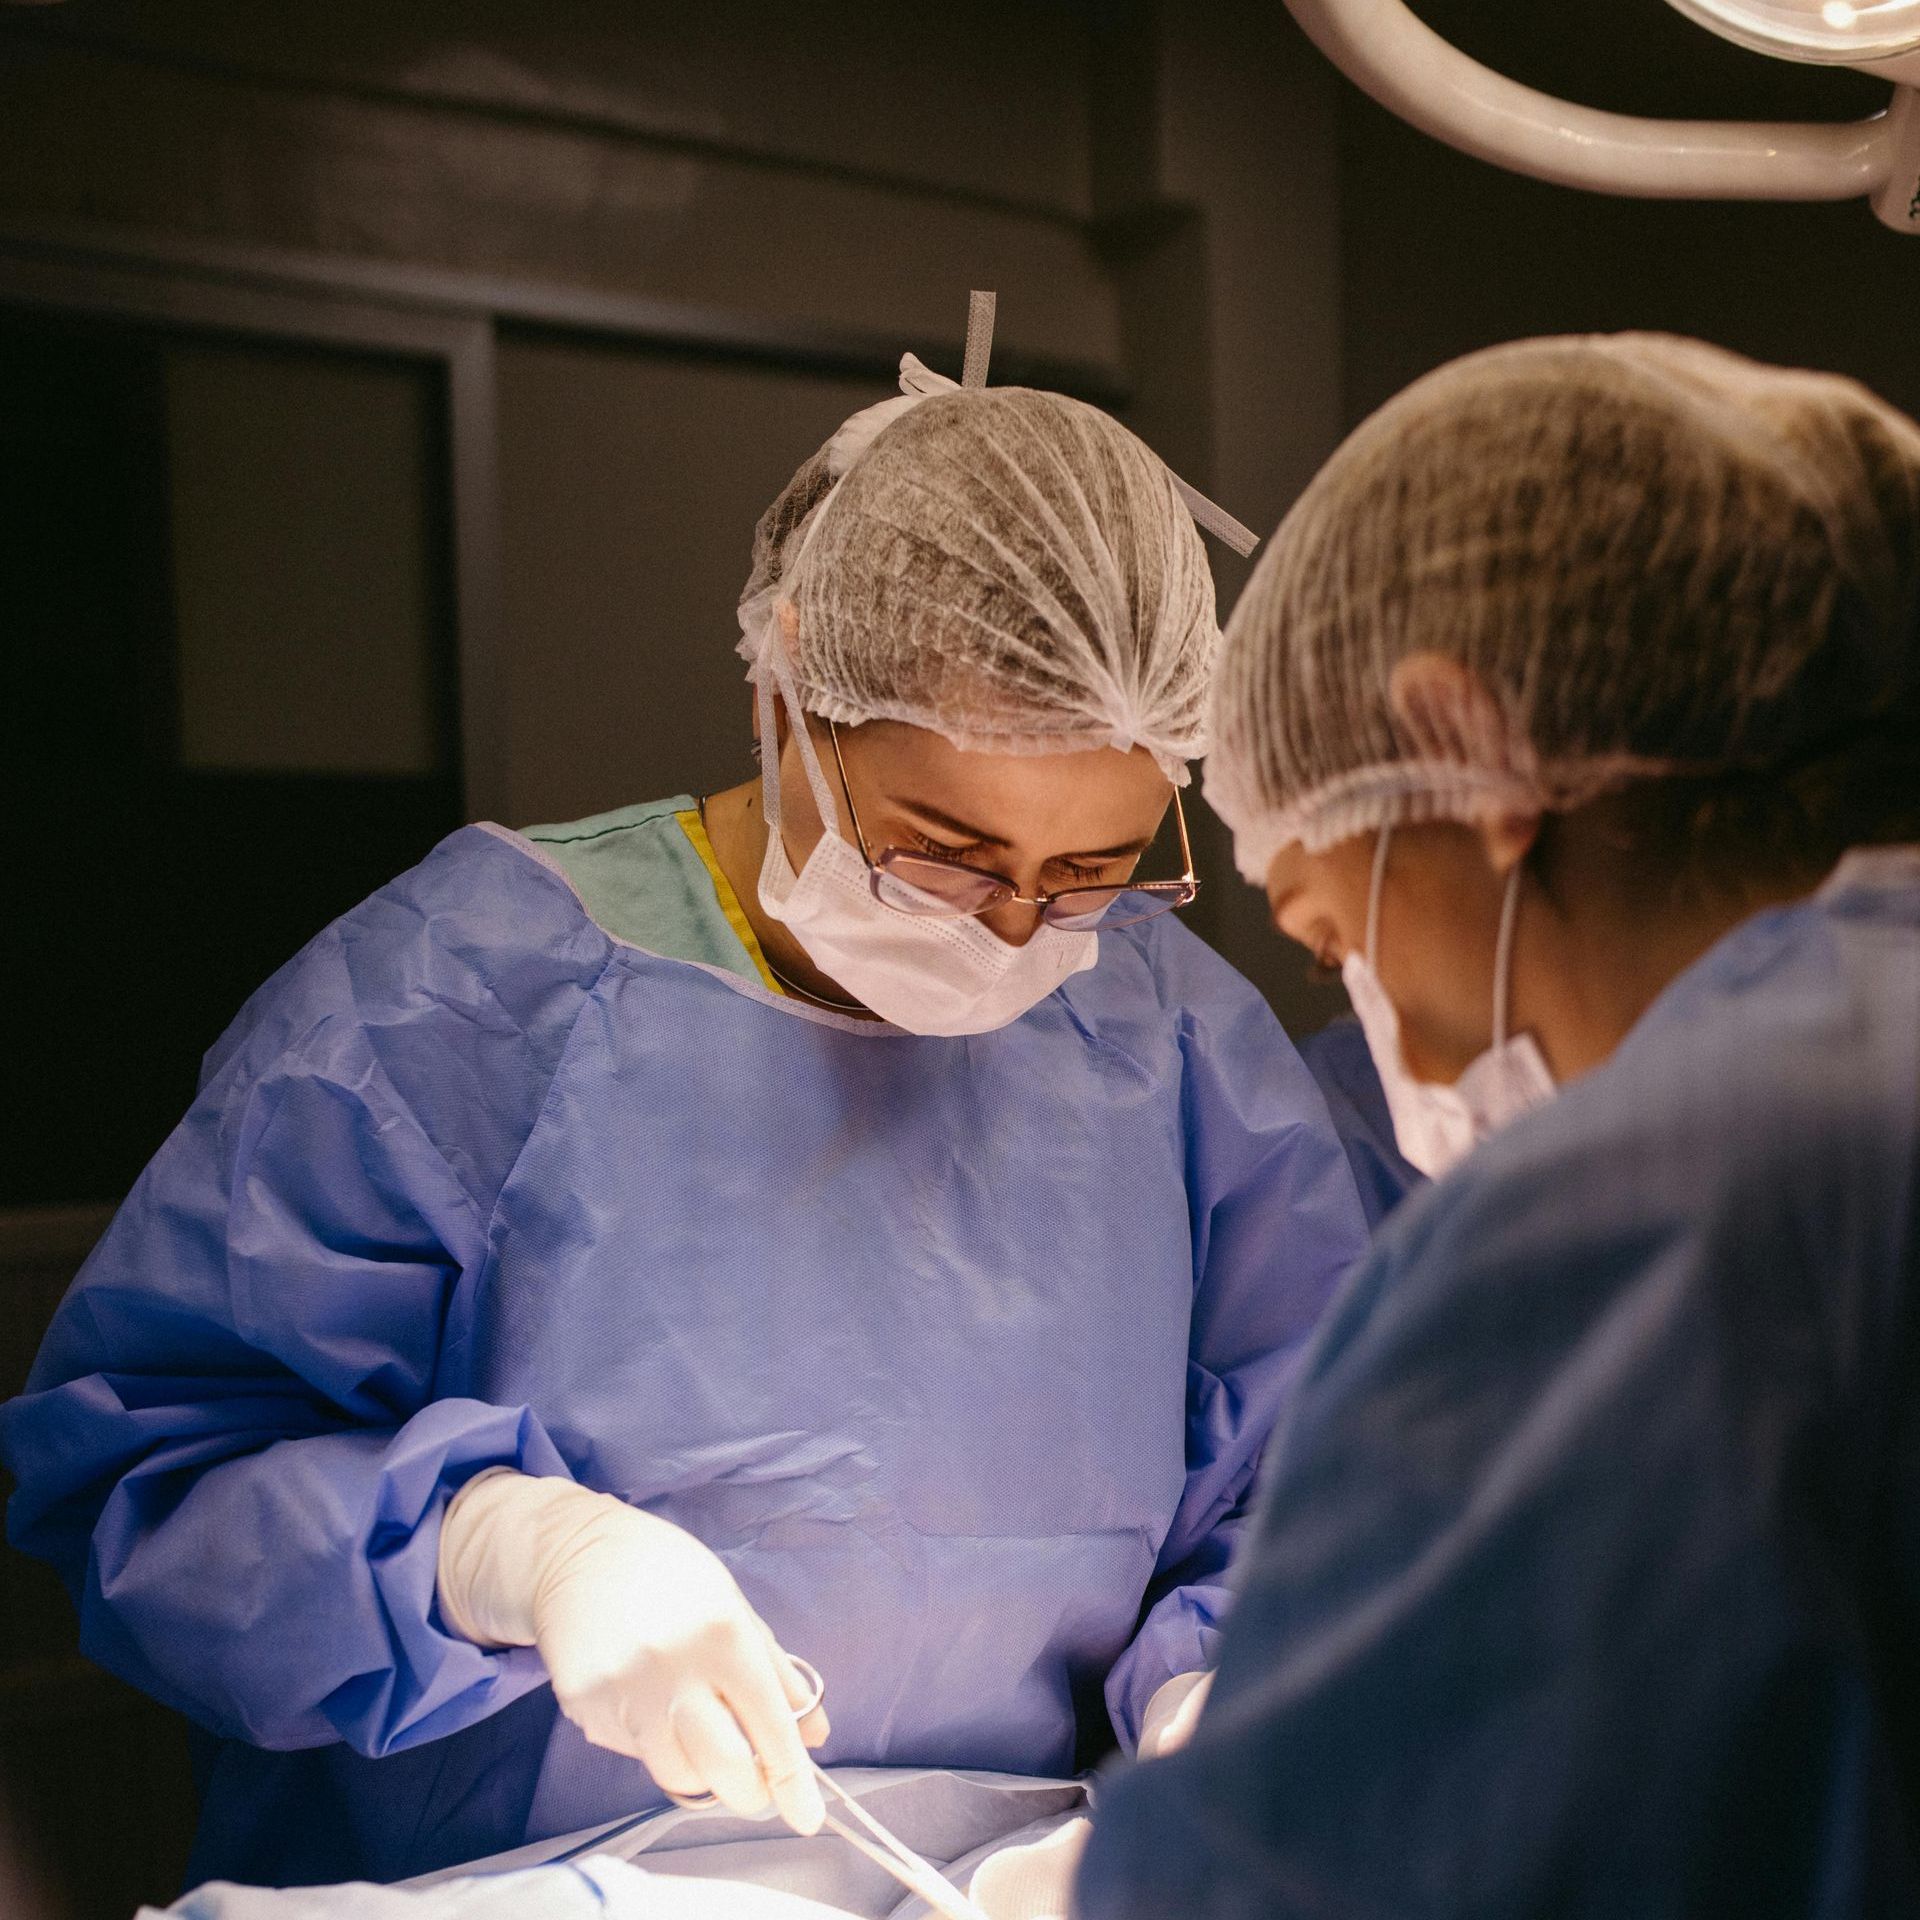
[824,719,1199,929]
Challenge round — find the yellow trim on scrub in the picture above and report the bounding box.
[675,808,785,996]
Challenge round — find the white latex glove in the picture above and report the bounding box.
[437,1470,829,1833]
[969,1818,1092,1920]
[1136,1669,1213,1759]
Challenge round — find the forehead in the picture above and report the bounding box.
[1263,839,1320,909]
[1264,834,1376,913]
[836,719,1171,840]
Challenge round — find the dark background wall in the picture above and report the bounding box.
[1,3,1915,1913]
[1341,1,1920,427]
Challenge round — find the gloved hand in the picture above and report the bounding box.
[437,1470,829,1833]
[1136,1669,1213,1759]
[969,1818,1092,1920]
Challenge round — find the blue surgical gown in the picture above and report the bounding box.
[1297,1016,1422,1228]
[0,802,1369,1888]
[1075,848,1920,1920]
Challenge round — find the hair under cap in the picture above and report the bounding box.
[1206,331,1920,875]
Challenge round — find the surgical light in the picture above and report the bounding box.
[1282,0,1920,231]
[1665,0,1920,63]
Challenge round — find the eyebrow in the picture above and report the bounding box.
[894,799,1013,849]
[1058,835,1157,862]
[893,799,1154,864]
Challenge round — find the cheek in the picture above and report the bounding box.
[1376,942,1491,1082]
[1391,1008,1466,1082]
[1329,901,1371,964]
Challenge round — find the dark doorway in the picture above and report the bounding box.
[0,310,466,1209]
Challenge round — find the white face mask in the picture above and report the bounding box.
[753,657,1098,1037]
[1342,826,1556,1179]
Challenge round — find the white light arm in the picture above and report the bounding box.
[1283,0,1920,231]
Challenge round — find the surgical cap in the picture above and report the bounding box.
[1207,332,1920,875]
[738,363,1223,784]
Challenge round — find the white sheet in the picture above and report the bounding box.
[404,1768,1090,1920]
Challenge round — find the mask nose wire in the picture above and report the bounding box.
[1492,861,1524,1051]
[1365,825,1391,967]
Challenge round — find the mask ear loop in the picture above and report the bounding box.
[1365,825,1392,968]
[761,607,843,840]
[755,667,790,846]
[1492,861,1524,1051]
[755,466,849,852]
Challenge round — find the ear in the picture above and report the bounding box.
[759,601,802,751]
[1387,652,1539,878]
[1473,808,1541,880]
[749,689,788,752]
[1386,652,1516,769]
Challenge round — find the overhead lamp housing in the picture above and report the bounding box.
[1283,0,1920,232]
[1665,0,1920,65]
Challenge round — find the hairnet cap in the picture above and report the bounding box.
[1206,332,1920,877]
[738,364,1222,784]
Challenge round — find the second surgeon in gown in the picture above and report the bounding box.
[1078,335,1920,1918]
[1,319,1367,1889]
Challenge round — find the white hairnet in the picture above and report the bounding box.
[1207,332,1920,875]
[737,324,1238,785]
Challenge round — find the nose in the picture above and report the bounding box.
[980,897,1044,947]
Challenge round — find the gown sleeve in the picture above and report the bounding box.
[1,832,611,1758]
[1102,960,1371,1750]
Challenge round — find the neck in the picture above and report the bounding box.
[700,778,879,1018]
[1517,858,1816,1080]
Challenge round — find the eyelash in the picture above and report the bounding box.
[1302,926,1346,984]
[906,833,1111,887]
[907,830,979,862]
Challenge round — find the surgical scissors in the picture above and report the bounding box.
[662,1656,992,1920]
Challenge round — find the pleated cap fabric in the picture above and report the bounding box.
[738,370,1220,784]
[1206,332,1920,876]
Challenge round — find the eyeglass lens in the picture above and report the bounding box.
[873,853,1189,930]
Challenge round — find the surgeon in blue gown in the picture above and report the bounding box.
[1076,335,1920,1918]
[0,340,1367,1890]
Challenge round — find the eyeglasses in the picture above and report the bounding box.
[825,721,1199,930]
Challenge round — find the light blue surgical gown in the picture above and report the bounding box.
[1297,1016,1421,1228]
[1077,848,1920,1920]
[0,798,1368,1889]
